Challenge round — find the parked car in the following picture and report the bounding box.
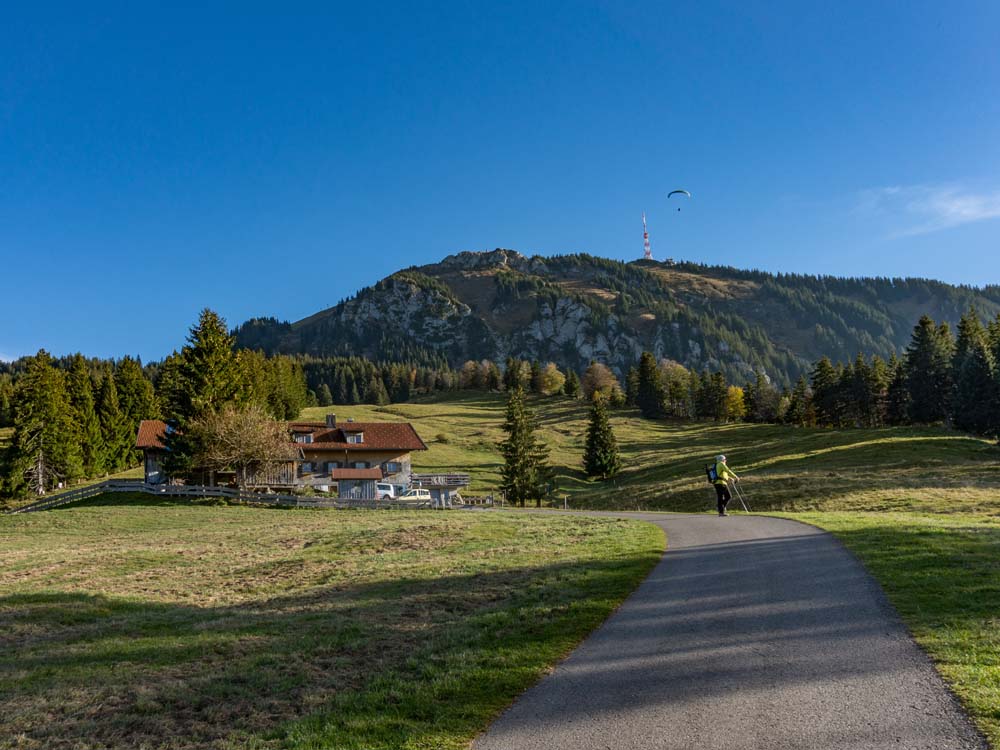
[376,483,396,500]
[398,488,432,503]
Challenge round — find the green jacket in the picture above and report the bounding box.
[713,462,737,486]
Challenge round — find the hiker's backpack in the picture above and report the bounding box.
[705,463,718,484]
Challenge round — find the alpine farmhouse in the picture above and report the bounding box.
[136,414,427,499]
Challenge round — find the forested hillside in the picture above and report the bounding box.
[235,250,1000,386]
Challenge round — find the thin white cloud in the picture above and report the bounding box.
[858,184,1000,237]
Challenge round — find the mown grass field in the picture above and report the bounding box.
[0,497,662,750]
[299,392,1000,514]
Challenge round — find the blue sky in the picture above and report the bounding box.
[2,1,999,362]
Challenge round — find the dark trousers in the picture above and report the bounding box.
[714,483,731,514]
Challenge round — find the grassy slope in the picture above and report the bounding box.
[299,392,1000,514]
[0,498,662,750]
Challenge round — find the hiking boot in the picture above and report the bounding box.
[718,512,729,517]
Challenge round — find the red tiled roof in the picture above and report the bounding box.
[285,421,427,451]
[136,419,168,450]
[329,468,383,480]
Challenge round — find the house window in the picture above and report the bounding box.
[354,461,369,469]
[294,434,314,444]
[384,462,402,474]
[302,462,313,473]
[327,461,340,472]
[346,432,364,444]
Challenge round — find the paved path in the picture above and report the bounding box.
[475,513,986,750]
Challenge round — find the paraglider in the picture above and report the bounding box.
[668,189,691,211]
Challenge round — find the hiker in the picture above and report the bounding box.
[711,454,739,516]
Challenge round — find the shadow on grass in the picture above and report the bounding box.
[0,549,660,750]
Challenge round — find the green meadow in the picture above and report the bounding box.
[0,501,662,749]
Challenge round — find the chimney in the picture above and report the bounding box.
[326,414,336,428]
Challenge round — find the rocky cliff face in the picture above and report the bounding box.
[234,249,1000,386]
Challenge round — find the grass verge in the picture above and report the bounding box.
[784,512,1000,746]
[0,499,663,749]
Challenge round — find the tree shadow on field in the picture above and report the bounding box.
[0,551,657,750]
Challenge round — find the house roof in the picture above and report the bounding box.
[329,467,383,480]
[136,419,168,450]
[285,421,428,452]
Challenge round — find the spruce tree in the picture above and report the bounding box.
[115,356,157,464]
[162,310,246,480]
[529,360,543,394]
[904,315,953,424]
[869,356,891,427]
[502,356,523,391]
[485,361,502,391]
[583,396,621,479]
[317,383,334,406]
[9,351,84,494]
[0,376,14,427]
[67,354,105,476]
[97,374,133,473]
[624,367,640,407]
[636,352,666,419]
[784,376,812,426]
[811,357,839,426]
[952,339,998,436]
[885,354,910,426]
[499,387,550,507]
[952,307,987,373]
[563,370,581,399]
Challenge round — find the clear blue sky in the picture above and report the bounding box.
[2,1,999,362]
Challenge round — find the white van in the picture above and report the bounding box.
[376,483,396,500]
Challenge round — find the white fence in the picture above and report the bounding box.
[4,480,440,515]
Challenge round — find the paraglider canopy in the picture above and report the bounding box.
[668,189,691,210]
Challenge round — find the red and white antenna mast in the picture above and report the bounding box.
[642,212,652,260]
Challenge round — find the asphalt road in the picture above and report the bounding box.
[474,512,986,750]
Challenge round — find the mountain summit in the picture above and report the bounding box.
[234,251,1000,385]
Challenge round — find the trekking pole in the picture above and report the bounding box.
[734,480,752,513]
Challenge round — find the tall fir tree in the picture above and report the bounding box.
[502,356,523,391]
[66,354,105,476]
[952,307,987,373]
[636,352,666,419]
[170,309,246,422]
[499,387,551,507]
[784,375,813,426]
[904,315,954,424]
[484,361,502,391]
[162,310,247,480]
[952,338,998,436]
[810,357,840,426]
[529,360,543,394]
[885,354,910,426]
[9,351,84,494]
[115,356,157,464]
[583,396,622,479]
[624,366,640,407]
[317,383,334,406]
[563,369,581,399]
[97,374,133,473]
[0,375,14,427]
